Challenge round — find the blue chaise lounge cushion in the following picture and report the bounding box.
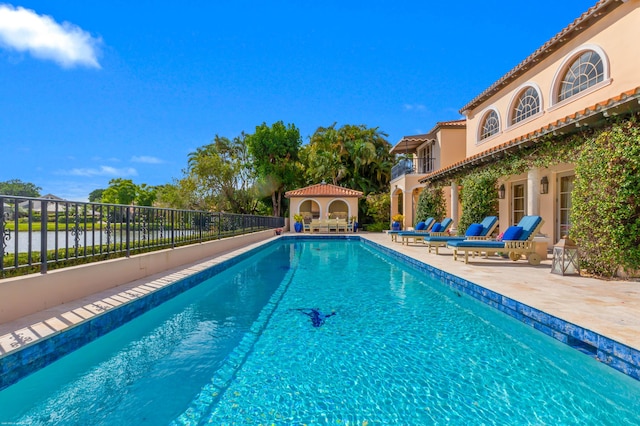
[415,221,427,230]
[501,226,523,241]
[465,223,483,237]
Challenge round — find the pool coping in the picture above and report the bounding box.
[1,234,639,391]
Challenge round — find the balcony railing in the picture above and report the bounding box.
[391,157,435,180]
[0,195,284,278]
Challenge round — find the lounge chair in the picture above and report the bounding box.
[447,215,544,265]
[399,218,452,245]
[423,216,499,254]
[389,218,434,242]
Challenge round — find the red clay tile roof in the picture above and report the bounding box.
[390,119,466,154]
[422,87,640,183]
[428,119,466,133]
[285,183,363,198]
[459,0,623,114]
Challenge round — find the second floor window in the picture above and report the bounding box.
[558,50,604,102]
[512,87,540,125]
[480,110,500,141]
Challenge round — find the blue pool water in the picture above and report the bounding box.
[1,239,640,424]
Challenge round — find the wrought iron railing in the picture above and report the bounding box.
[391,157,435,180]
[0,195,284,277]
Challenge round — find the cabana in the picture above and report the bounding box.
[285,182,362,232]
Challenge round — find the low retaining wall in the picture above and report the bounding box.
[0,230,275,324]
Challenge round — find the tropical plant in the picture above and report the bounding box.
[302,123,393,195]
[293,214,304,223]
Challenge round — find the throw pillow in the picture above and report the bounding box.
[501,226,523,241]
[465,223,484,237]
[415,221,426,231]
[431,223,442,233]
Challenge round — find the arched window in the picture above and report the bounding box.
[511,86,540,125]
[558,50,604,102]
[479,110,500,140]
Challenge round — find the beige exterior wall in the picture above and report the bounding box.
[438,127,467,169]
[392,176,424,228]
[464,1,640,156]
[0,230,275,324]
[390,124,467,228]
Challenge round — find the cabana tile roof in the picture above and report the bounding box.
[285,183,364,198]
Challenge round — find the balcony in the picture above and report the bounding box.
[391,157,435,180]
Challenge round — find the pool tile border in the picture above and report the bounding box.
[360,236,640,381]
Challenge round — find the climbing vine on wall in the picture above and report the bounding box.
[415,186,446,224]
[572,118,640,277]
[431,113,640,277]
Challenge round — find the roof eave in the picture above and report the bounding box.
[459,0,623,114]
[423,87,640,184]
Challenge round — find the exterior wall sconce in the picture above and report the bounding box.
[551,236,580,276]
[540,176,549,194]
[498,184,506,199]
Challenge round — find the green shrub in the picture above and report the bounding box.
[458,170,498,233]
[415,187,445,224]
[363,222,388,232]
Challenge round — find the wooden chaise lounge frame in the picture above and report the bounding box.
[448,216,545,265]
[424,216,499,255]
[400,218,452,245]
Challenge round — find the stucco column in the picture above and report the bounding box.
[527,169,539,216]
[450,182,459,234]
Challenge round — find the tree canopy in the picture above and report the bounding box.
[185,133,258,213]
[0,179,41,197]
[246,121,302,217]
[101,178,157,206]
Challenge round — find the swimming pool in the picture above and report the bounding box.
[1,238,640,424]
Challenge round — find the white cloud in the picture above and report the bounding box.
[131,155,164,164]
[57,165,138,177]
[403,103,427,112]
[0,4,101,68]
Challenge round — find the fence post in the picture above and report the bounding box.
[171,210,175,248]
[125,207,131,257]
[218,212,222,239]
[40,200,48,274]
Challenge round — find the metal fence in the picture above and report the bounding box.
[0,195,284,277]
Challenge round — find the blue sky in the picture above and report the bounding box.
[0,1,597,201]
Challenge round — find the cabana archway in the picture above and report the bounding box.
[299,199,321,220]
[328,199,350,219]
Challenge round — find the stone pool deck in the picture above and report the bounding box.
[2,231,640,365]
